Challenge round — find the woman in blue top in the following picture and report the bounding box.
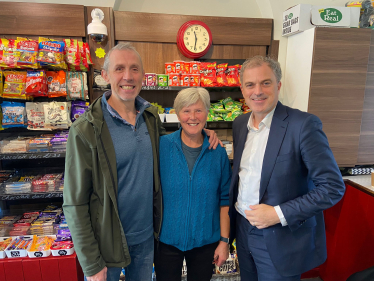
[155,87,232,281]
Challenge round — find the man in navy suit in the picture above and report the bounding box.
[229,56,345,280]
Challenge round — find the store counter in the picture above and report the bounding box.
[318,175,374,281]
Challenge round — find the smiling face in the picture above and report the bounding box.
[102,49,144,103]
[178,99,208,141]
[240,63,281,124]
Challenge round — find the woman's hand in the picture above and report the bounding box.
[204,129,223,149]
[213,241,229,267]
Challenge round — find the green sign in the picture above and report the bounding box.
[288,13,293,19]
[320,8,342,23]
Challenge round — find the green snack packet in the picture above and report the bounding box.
[222,97,235,110]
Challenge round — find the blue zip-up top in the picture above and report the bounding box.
[159,128,232,251]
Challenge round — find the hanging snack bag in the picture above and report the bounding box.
[2,71,28,99]
[64,39,80,70]
[1,101,27,128]
[66,72,85,100]
[227,65,240,87]
[0,71,3,95]
[84,43,93,66]
[216,63,228,87]
[0,39,18,68]
[82,72,89,99]
[25,70,48,97]
[26,102,48,130]
[46,71,67,98]
[37,37,65,67]
[16,38,39,69]
[76,41,88,71]
[43,101,71,130]
[200,62,217,87]
[71,101,89,122]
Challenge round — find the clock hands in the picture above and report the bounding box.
[194,31,197,51]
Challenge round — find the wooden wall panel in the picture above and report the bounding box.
[125,41,266,74]
[308,27,371,167]
[268,40,280,61]
[358,31,374,164]
[0,2,85,37]
[114,11,272,46]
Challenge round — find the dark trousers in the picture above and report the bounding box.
[154,241,218,281]
[236,214,301,281]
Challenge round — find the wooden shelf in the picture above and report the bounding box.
[0,152,65,160]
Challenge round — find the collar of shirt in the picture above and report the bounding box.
[247,106,276,132]
[101,91,151,125]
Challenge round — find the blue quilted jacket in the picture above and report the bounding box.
[159,128,231,251]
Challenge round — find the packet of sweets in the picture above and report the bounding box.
[16,38,39,69]
[26,102,49,130]
[66,71,85,100]
[37,37,65,67]
[1,101,27,128]
[64,39,80,70]
[0,71,3,95]
[76,41,88,71]
[216,63,228,87]
[84,42,93,66]
[0,39,18,69]
[46,70,67,98]
[3,71,28,99]
[25,70,48,97]
[227,65,240,87]
[200,62,217,87]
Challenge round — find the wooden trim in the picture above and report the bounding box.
[0,2,85,37]
[114,11,272,46]
[268,40,279,60]
[344,179,374,197]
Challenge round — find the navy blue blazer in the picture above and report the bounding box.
[229,101,345,276]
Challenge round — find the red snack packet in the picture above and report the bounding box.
[76,41,88,71]
[46,70,67,98]
[200,62,217,87]
[84,43,93,66]
[16,38,39,69]
[25,70,48,97]
[216,63,228,87]
[227,65,240,87]
[64,39,80,70]
[0,39,18,69]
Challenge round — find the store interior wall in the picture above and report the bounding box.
[1,0,356,105]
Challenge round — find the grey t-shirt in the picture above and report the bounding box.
[181,141,202,175]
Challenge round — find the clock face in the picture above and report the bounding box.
[183,24,210,54]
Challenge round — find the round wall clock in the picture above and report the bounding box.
[177,20,213,59]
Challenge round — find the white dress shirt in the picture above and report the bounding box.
[235,107,287,226]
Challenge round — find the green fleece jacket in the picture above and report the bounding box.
[63,95,165,277]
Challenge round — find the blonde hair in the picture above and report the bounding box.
[174,87,210,115]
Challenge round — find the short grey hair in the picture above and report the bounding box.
[174,87,210,115]
[102,42,143,72]
[240,56,282,83]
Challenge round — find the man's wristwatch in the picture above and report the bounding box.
[220,236,229,244]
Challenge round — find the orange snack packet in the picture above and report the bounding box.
[216,63,228,87]
[227,65,240,87]
[200,62,217,87]
[46,70,67,98]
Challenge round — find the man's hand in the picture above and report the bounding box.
[86,267,107,281]
[204,128,223,149]
[245,204,280,229]
[213,241,229,267]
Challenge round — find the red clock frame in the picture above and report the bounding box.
[177,20,213,59]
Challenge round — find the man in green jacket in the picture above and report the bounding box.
[63,43,219,281]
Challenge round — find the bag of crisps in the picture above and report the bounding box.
[64,39,80,70]
[227,65,240,87]
[0,71,3,96]
[216,63,228,87]
[46,70,67,98]
[25,70,48,97]
[3,71,28,99]
[200,62,217,87]
[0,39,19,69]
[37,37,65,67]
[16,38,39,69]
